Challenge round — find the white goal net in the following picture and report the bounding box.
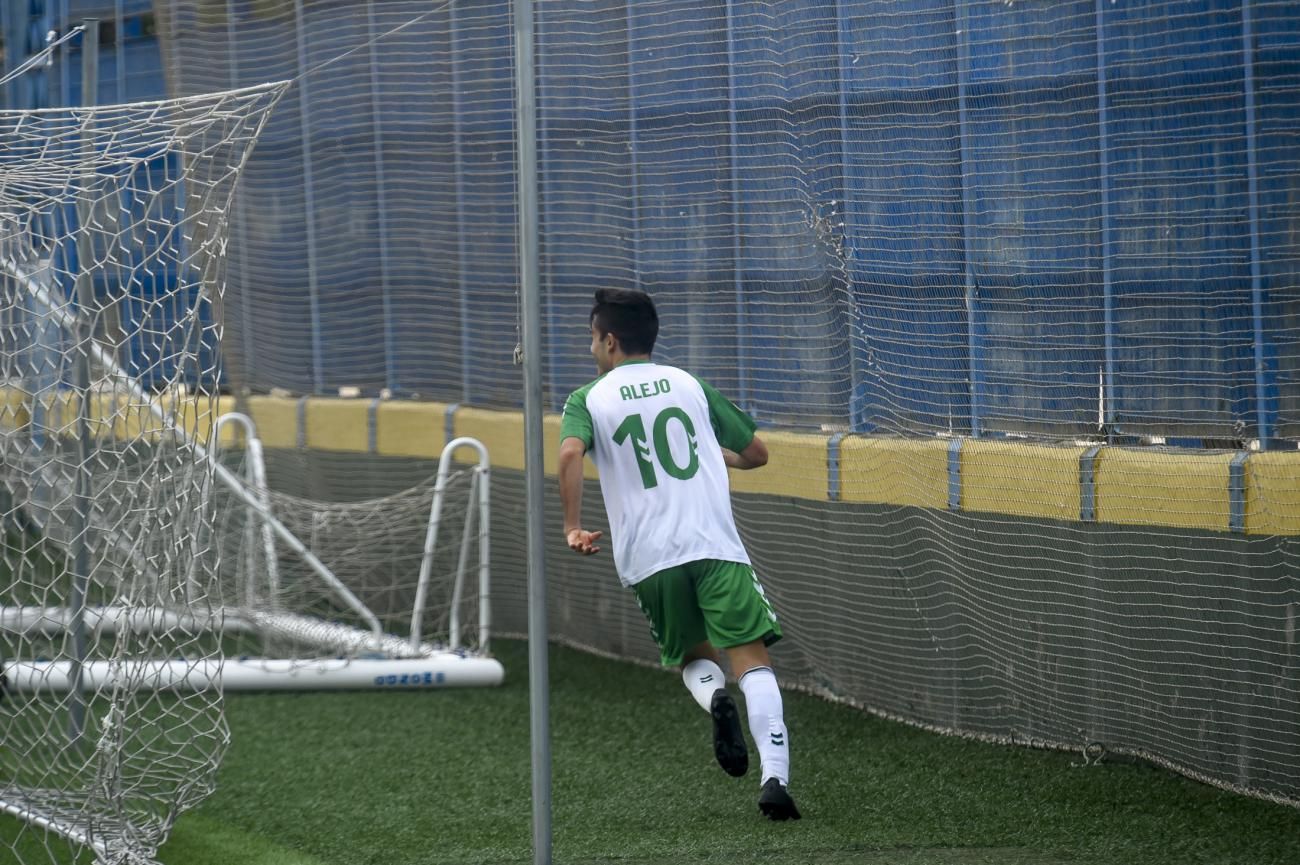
[0,83,285,864]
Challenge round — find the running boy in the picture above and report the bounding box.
[558,287,800,820]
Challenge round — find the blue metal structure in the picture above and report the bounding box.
[2,2,53,111]
[18,0,1299,442]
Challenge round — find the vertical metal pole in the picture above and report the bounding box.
[21,1,54,448]
[292,0,326,394]
[536,12,562,411]
[1085,2,1112,745]
[624,4,642,289]
[835,0,862,430]
[512,0,551,863]
[953,0,982,437]
[724,2,749,412]
[1,5,14,109]
[1241,0,1271,447]
[365,0,399,394]
[227,0,257,396]
[67,17,100,747]
[113,0,124,101]
[1095,0,1116,438]
[59,1,71,107]
[449,0,472,403]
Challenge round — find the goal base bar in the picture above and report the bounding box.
[0,794,112,860]
[0,605,445,658]
[2,656,504,693]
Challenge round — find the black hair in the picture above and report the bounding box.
[590,288,658,355]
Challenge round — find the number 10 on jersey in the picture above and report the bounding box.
[613,407,701,489]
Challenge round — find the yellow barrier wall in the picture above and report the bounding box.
[246,395,299,449]
[0,388,238,447]
[304,398,370,453]
[728,430,826,499]
[454,407,525,471]
[1094,449,1236,532]
[839,436,949,510]
[1245,452,1300,536]
[6,389,1300,536]
[962,441,1085,523]
[375,400,447,459]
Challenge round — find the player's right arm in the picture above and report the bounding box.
[559,389,602,555]
[559,436,601,554]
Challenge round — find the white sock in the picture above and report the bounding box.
[739,666,789,786]
[681,659,726,712]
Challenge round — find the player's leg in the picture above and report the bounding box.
[681,640,748,778]
[694,561,801,820]
[726,639,799,819]
[681,640,724,710]
[634,568,748,777]
[632,565,706,669]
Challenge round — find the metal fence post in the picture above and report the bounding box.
[953,0,983,437]
[835,0,864,431]
[365,0,399,395]
[1241,0,1272,447]
[625,4,642,290]
[292,0,325,394]
[724,1,750,412]
[1095,0,1117,440]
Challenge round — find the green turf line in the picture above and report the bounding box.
[162,813,327,865]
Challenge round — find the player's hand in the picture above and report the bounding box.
[566,528,603,555]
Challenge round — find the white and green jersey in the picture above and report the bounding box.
[560,360,757,587]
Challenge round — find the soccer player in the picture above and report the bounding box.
[558,287,801,821]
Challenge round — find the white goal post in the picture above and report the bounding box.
[0,420,505,692]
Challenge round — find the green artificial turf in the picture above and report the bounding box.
[6,638,1300,864]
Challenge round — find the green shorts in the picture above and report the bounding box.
[631,559,782,667]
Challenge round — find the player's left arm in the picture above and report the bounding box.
[723,435,767,470]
